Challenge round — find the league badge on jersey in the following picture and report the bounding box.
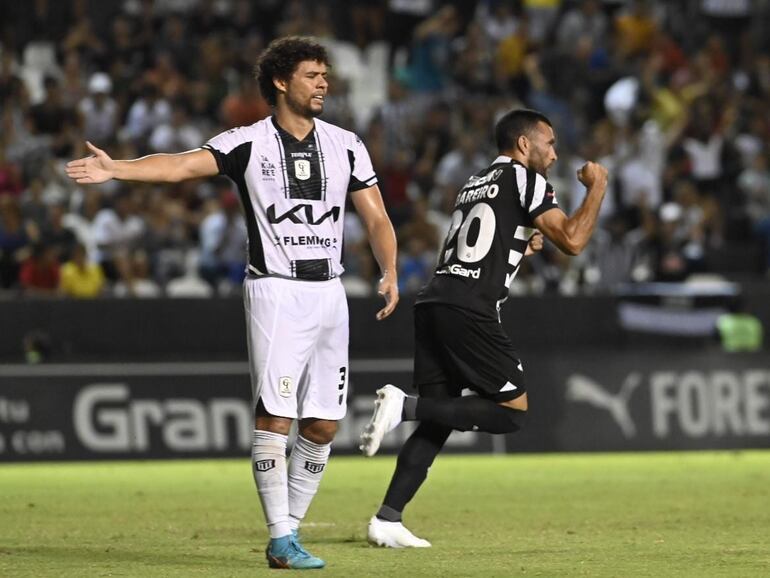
[294,160,311,180]
[279,376,293,397]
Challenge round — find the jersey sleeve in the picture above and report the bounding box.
[515,166,559,222]
[346,133,378,193]
[202,127,253,180]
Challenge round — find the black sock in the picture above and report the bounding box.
[414,396,526,434]
[379,422,452,517]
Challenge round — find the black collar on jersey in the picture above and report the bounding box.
[271,116,315,144]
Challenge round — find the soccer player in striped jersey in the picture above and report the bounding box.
[66,37,399,570]
[360,109,608,547]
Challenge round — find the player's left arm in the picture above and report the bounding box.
[350,184,399,320]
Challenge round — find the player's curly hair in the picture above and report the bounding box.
[255,36,330,106]
[495,109,553,152]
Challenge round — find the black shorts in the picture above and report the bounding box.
[413,303,526,403]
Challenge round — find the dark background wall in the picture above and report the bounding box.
[7,290,769,362]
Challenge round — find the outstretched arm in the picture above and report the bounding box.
[65,141,219,184]
[534,162,607,256]
[350,184,399,321]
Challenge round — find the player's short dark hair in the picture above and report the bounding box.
[255,36,330,106]
[494,109,553,152]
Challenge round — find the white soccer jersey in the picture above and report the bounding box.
[203,117,378,280]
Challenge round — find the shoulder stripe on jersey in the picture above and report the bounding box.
[225,141,267,275]
[523,169,537,210]
[346,149,377,193]
[514,164,528,208]
[313,131,328,201]
[274,133,289,199]
[530,175,547,212]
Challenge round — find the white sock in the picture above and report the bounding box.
[252,430,291,539]
[287,435,332,531]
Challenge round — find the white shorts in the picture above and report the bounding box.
[243,276,349,420]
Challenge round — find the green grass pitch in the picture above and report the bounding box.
[1,451,768,577]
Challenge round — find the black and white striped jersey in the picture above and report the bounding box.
[417,155,559,319]
[203,116,377,280]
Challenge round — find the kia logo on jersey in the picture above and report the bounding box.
[267,204,340,225]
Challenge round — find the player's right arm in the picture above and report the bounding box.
[534,161,607,256]
[65,141,218,184]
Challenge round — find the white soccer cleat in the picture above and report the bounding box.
[359,384,406,457]
[367,516,431,548]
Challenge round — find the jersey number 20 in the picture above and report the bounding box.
[441,203,496,265]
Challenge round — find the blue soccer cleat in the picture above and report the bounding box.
[265,534,325,569]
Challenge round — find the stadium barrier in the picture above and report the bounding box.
[1,350,768,462]
[0,294,625,360]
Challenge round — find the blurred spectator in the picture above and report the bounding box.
[40,202,78,262]
[141,191,188,285]
[19,243,60,296]
[397,198,439,294]
[59,242,105,299]
[166,250,214,298]
[0,141,24,197]
[61,50,88,110]
[738,153,770,274]
[523,0,561,45]
[477,1,521,45]
[349,0,384,50]
[384,0,434,70]
[220,77,271,129]
[92,189,146,281]
[556,0,608,53]
[0,196,30,288]
[198,190,247,292]
[123,84,172,146]
[411,101,453,195]
[148,99,204,153]
[451,21,496,95]
[78,72,119,145]
[649,202,705,282]
[614,0,659,60]
[62,189,103,261]
[430,132,488,211]
[400,5,460,93]
[113,250,162,298]
[19,178,49,235]
[341,211,377,297]
[29,76,78,157]
[583,213,651,291]
[672,179,723,249]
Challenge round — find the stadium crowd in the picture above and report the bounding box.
[1,0,769,299]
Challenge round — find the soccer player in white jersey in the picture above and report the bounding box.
[66,37,399,570]
[359,109,607,548]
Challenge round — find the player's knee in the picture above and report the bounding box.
[254,416,292,435]
[499,392,527,412]
[299,419,338,444]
